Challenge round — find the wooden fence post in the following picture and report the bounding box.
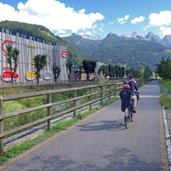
[114,84,117,97]
[73,90,77,116]
[108,84,111,100]
[0,97,4,154]
[89,87,92,110]
[47,93,52,131]
[100,85,103,104]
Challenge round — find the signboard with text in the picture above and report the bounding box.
[61,51,69,58]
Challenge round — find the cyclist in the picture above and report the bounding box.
[127,75,140,113]
[119,84,133,114]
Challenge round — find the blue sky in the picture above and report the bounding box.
[0,0,171,39]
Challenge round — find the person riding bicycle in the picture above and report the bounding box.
[127,75,140,113]
[119,84,133,113]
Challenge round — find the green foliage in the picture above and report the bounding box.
[143,65,152,80]
[0,20,65,45]
[34,54,47,84]
[5,43,20,84]
[3,101,26,130]
[160,96,171,109]
[66,57,73,80]
[3,96,46,131]
[98,65,107,76]
[3,101,24,113]
[98,64,124,78]
[98,73,105,85]
[160,80,171,93]
[159,79,171,109]
[52,64,60,83]
[156,58,171,80]
[82,59,97,80]
[18,96,46,107]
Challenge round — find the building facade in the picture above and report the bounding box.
[0,30,68,85]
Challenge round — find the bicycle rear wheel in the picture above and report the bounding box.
[124,116,128,129]
[129,111,133,122]
[124,108,129,128]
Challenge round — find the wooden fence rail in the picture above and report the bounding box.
[0,82,123,154]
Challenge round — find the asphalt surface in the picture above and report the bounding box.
[0,80,168,171]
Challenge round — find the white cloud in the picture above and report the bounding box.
[160,26,171,35]
[130,16,145,24]
[117,14,129,24]
[148,11,171,26]
[145,11,171,36]
[98,27,104,32]
[79,31,92,36]
[0,0,104,35]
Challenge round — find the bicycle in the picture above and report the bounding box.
[124,98,134,129]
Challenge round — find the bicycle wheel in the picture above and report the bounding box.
[129,111,133,122]
[124,116,128,129]
[124,108,129,128]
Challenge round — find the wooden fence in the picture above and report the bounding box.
[0,82,122,154]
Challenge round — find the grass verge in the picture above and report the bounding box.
[159,80,171,109]
[0,96,118,164]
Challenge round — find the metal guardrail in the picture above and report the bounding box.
[0,82,123,154]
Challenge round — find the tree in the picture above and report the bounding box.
[143,65,152,80]
[77,65,83,81]
[52,64,60,83]
[5,43,20,84]
[66,58,73,81]
[108,64,116,78]
[98,65,107,76]
[34,54,47,84]
[82,60,97,80]
[156,58,171,80]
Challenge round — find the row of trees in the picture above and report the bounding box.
[98,63,152,81]
[66,59,97,81]
[66,57,153,81]
[156,58,171,80]
[98,64,125,78]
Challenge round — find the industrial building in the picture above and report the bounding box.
[0,29,68,85]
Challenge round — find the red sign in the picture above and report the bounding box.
[2,40,16,56]
[2,71,19,81]
[61,51,69,58]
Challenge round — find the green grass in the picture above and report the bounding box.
[160,80,171,93]
[160,96,171,109]
[159,80,171,109]
[0,97,118,164]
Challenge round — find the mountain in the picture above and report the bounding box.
[145,32,162,44]
[0,20,66,45]
[64,32,171,70]
[162,35,171,47]
[63,33,101,57]
[1,20,171,71]
[81,34,101,40]
[121,32,146,41]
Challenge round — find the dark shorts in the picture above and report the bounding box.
[121,100,133,112]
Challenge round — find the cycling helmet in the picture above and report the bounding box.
[123,84,130,90]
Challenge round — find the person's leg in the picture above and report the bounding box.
[132,95,137,112]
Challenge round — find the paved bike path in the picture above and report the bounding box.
[0,81,168,171]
